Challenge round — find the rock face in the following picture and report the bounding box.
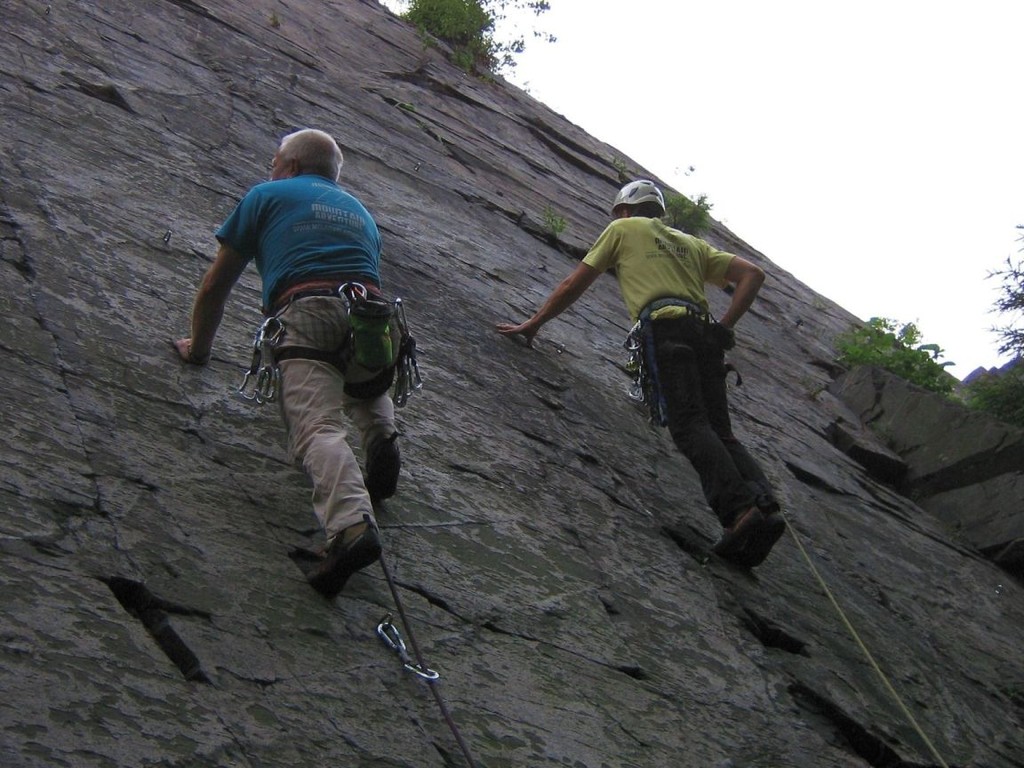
[831,366,1024,577]
[2,2,1022,767]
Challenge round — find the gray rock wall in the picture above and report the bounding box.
[830,366,1024,575]
[2,1,1023,766]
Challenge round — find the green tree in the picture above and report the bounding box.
[663,191,712,236]
[963,368,1024,427]
[399,0,553,73]
[989,225,1024,359]
[963,226,1024,427]
[835,317,956,395]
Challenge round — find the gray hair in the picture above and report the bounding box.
[278,128,344,181]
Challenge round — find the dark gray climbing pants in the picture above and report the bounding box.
[651,316,775,528]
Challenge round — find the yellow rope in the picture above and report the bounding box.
[781,511,950,768]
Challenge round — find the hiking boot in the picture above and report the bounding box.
[365,432,401,501]
[730,512,786,569]
[712,506,765,562]
[307,519,381,598]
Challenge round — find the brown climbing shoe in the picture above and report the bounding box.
[308,519,381,598]
[731,513,786,569]
[712,506,766,564]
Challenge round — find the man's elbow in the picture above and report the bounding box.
[740,264,765,292]
[752,265,765,288]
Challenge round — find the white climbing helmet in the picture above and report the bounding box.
[612,179,665,214]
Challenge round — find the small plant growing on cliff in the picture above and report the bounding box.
[396,0,553,74]
[835,317,956,395]
[542,205,566,241]
[664,192,712,236]
[611,156,631,183]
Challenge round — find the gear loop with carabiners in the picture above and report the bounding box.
[238,315,284,404]
[392,298,423,408]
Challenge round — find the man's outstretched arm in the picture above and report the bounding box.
[174,243,249,364]
[496,262,601,346]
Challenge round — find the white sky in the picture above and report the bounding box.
[382,1,1023,379]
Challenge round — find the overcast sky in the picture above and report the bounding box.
[383,1,1023,378]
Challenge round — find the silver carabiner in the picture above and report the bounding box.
[238,369,258,400]
[253,364,280,404]
[624,320,643,351]
[394,356,422,408]
[395,297,408,331]
[339,281,368,305]
[376,615,439,681]
[260,316,284,346]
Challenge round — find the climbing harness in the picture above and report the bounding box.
[237,285,422,408]
[238,315,284,404]
[623,297,746,427]
[624,298,706,426]
[375,547,479,768]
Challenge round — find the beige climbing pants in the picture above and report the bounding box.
[275,297,396,540]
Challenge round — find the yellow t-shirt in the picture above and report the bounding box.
[582,217,734,322]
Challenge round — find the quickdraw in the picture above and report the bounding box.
[624,319,668,427]
[624,323,646,406]
[376,614,439,680]
[238,316,284,404]
[391,298,422,408]
[375,552,479,767]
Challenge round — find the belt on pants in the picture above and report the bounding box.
[269,277,381,314]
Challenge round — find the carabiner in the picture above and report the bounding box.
[376,615,439,681]
[259,316,284,346]
[340,282,368,303]
[253,364,280,404]
[238,369,257,401]
[623,320,643,350]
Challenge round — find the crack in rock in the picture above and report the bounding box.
[788,682,940,767]
[104,576,211,683]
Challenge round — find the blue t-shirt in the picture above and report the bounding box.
[216,174,382,308]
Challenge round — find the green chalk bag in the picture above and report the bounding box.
[348,295,395,371]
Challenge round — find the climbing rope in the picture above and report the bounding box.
[780,509,951,768]
[376,549,479,768]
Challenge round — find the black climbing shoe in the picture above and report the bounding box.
[712,506,786,568]
[713,506,765,563]
[308,519,381,598]
[730,512,786,569]
[365,432,401,501]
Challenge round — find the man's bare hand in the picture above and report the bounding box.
[173,338,209,365]
[496,321,539,347]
